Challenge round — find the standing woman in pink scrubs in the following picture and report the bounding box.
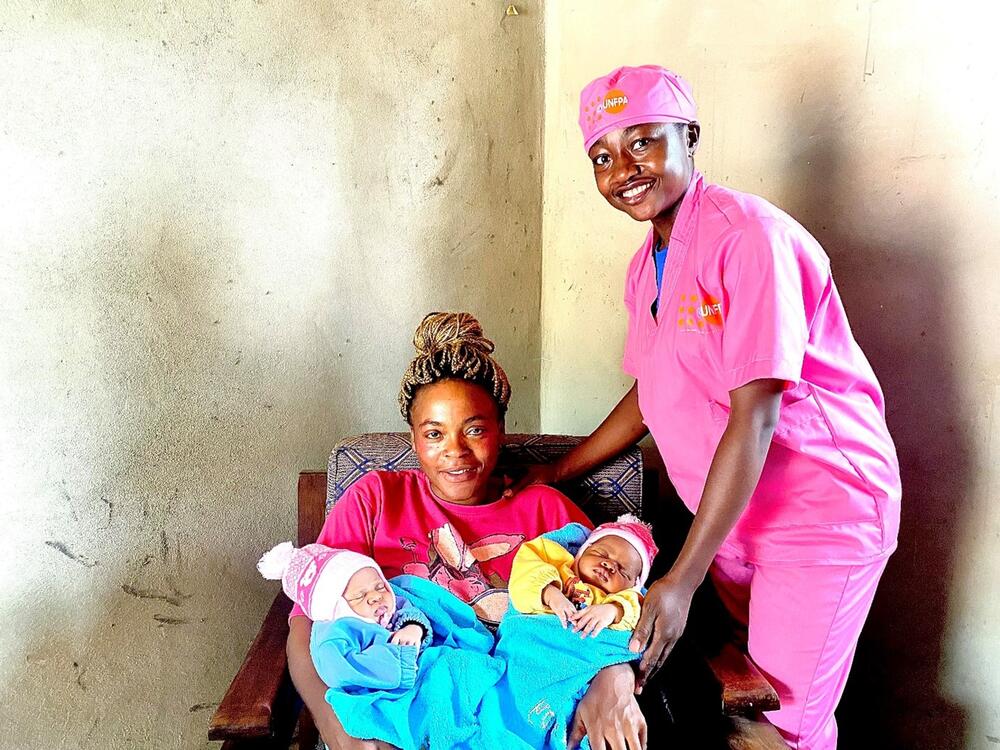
[521,66,901,749]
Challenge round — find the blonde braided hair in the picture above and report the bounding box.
[399,312,512,423]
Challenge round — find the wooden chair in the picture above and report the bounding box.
[209,433,786,749]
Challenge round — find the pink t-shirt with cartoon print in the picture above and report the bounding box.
[289,470,592,625]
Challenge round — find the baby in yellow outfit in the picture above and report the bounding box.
[509,514,658,637]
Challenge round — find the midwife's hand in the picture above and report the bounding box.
[629,576,695,693]
[390,624,424,653]
[542,584,578,629]
[569,603,619,638]
[503,462,561,498]
[568,662,646,750]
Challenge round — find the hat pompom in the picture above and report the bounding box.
[257,541,296,580]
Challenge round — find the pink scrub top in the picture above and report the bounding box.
[623,173,900,566]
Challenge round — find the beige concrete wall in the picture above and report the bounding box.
[0,2,544,747]
[540,1,999,748]
[5,1,997,747]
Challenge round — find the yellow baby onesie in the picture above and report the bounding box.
[509,535,642,630]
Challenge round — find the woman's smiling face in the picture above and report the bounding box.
[588,121,699,225]
[410,379,503,505]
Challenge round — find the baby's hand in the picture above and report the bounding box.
[569,603,620,638]
[390,623,425,652]
[542,584,577,629]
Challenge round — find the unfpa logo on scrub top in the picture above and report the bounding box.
[583,89,629,128]
[678,292,723,332]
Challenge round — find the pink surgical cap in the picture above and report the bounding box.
[579,65,697,151]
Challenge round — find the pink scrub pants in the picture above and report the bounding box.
[710,555,888,750]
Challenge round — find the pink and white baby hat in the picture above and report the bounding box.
[257,542,387,622]
[577,513,659,588]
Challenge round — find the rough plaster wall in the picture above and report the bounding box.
[540,1,999,748]
[0,2,544,747]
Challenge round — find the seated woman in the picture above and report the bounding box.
[286,311,647,750]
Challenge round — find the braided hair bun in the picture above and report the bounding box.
[399,312,512,423]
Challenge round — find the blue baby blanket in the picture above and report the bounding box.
[320,574,511,750]
[489,523,643,750]
[319,525,642,750]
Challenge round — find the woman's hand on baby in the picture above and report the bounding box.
[542,584,578,628]
[569,663,646,750]
[570,603,619,638]
[628,576,695,693]
[390,624,425,651]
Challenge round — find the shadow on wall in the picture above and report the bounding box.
[778,74,972,749]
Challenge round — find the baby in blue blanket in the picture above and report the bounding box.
[260,543,508,750]
[258,542,432,692]
[491,519,659,750]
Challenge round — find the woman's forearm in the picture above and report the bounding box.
[666,380,783,591]
[556,381,648,481]
[287,616,348,747]
[593,661,637,691]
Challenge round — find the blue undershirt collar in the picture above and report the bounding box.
[652,240,669,317]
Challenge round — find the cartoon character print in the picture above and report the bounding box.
[401,524,524,625]
[562,575,595,610]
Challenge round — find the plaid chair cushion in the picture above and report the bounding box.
[327,433,643,525]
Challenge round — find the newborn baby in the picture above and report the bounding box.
[258,542,431,690]
[509,514,658,636]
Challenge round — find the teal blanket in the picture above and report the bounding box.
[489,523,643,749]
[323,574,513,750]
[489,605,640,749]
[325,533,642,750]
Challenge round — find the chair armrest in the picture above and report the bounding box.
[209,592,295,741]
[706,643,780,715]
[722,715,788,749]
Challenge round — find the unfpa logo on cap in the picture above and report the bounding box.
[599,89,629,114]
[583,88,630,129]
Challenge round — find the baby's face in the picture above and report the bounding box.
[343,567,395,626]
[576,534,642,594]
